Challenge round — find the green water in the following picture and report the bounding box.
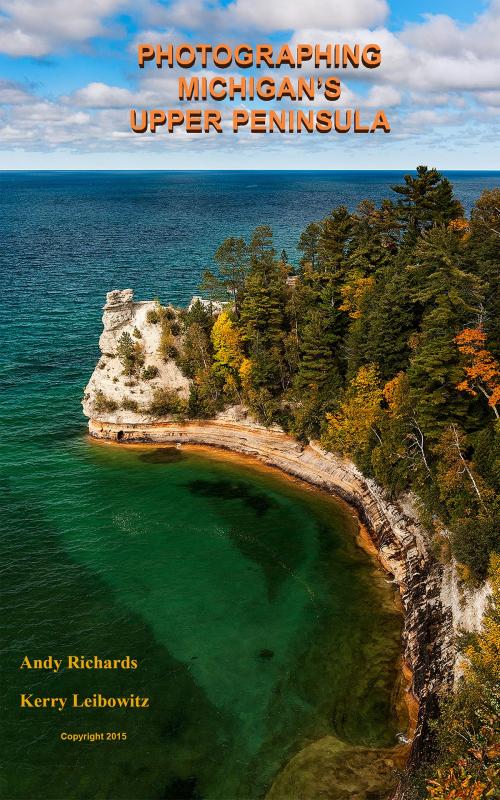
[1,437,404,800]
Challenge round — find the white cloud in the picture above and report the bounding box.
[0,79,34,104]
[223,0,388,32]
[70,82,136,109]
[364,84,400,107]
[147,0,388,33]
[1,0,500,163]
[0,0,127,56]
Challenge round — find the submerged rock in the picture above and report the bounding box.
[266,735,407,800]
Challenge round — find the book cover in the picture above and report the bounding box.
[0,2,498,799]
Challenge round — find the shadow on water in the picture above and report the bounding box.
[185,478,307,603]
[138,447,186,464]
[162,776,201,800]
[185,478,274,516]
[0,479,232,800]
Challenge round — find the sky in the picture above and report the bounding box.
[0,0,499,169]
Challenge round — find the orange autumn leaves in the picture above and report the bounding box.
[323,327,498,458]
[455,328,499,419]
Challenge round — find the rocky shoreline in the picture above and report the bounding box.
[82,290,489,798]
[87,415,456,797]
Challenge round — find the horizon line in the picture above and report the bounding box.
[1,168,499,173]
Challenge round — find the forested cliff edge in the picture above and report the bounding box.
[84,168,499,798]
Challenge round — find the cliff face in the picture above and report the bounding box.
[82,290,189,424]
[82,291,488,798]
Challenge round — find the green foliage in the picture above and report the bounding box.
[170,171,499,580]
[213,236,249,314]
[239,225,288,398]
[142,365,159,380]
[158,314,179,361]
[148,388,186,418]
[317,205,354,277]
[116,331,145,376]
[93,390,118,413]
[298,221,321,269]
[322,364,383,460]
[121,397,139,412]
[392,165,463,247]
[146,308,159,324]
[183,300,213,333]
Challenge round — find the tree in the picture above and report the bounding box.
[199,269,226,306]
[346,199,399,274]
[455,328,499,419]
[214,236,248,315]
[406,227,484,436]
[316,205,354,278]
[116,331,145,376]
[298,221,321,269]
[323,364,382,458]
[239,226,288,396]
[470,188,500,239]
[465,190,500,358]
[179,322,212,378]
[392,166,463,246]
[295,309,340,391]
[360,267,416,381]
[211,310,244,400]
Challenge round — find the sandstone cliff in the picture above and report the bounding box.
[82,289,189,424]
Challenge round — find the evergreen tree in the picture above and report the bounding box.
[361,267,416,381]
[463,189,500,357]
[298,221,321,269]
[346,199,399,274]
[406,227,483,436]
[290,309,342,437]
[240,226,288,396]
[316,206,354,278]
[213,236,248,315]
[392,166,463,247]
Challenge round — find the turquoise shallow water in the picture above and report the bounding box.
[1,171,498,800]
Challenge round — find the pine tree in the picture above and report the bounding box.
[239,226,288,395]
[406,227,483,437]
[346,199,399,274]
[463,189,500,357]
[298,221,321,269]
[346,265,415,381]
[316,206,354,278]
[213,236,248,315]
[392,166,463,247]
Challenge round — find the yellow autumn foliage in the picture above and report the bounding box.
[324,364,382,455]
[339,276,375,319]
[464,553,500,681]
[382,371,408,416]
[239,357,253,393]
[211,311,243,371]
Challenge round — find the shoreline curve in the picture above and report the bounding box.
[88,416,455,799]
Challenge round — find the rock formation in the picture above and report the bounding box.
[82,290,189,425]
